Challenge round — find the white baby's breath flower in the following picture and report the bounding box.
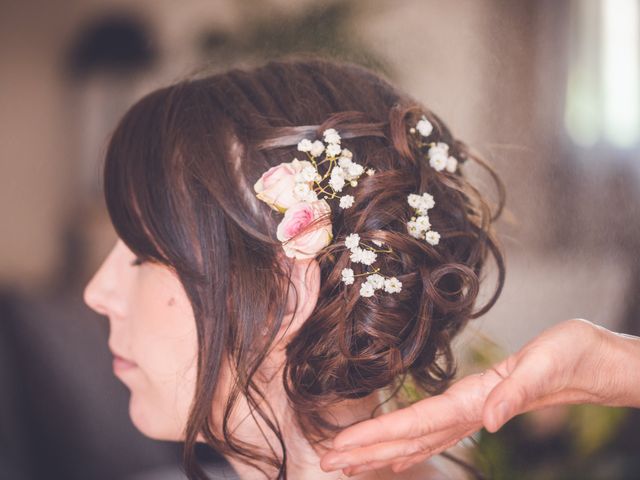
[407,221,423,238]
[297,139,313,152]
[350,180,358,187]
[345,233,360,250]
[415,215,431,231]
[372,239,383,247]
[301,165,318,182]
[338,156,353,169]
[346,162,365,179]
[421,193,435,210]
[408,193,422,209]
[304,189,318,202]
[329,175,345,192]
[425,230,441,246]
[310,140,325,157]
[446,156,458,173]
[323,128,341,145]
[366,273,385,290]
[293,182,319,202]
[339,194,355,209]
[360,282,375,298]
[428,142,449,172]
[350,247,365,264]
[429,151,448,171]
[366,168,375,176]
[383,277,402,294]
[315,173,323,182]
[341,148,353,159]
[341,267,355,285]
[326,143,342,158]
[293,182,311,198]
[359,249,377,266]
[331,165,345,178]
[431,142,449,154]
[416,116,434,137]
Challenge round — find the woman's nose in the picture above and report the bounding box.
[83,241,123,317]
[83,271,109,316]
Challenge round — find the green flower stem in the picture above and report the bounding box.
[304,152,343,200]
[362,244,393,254]
[320,157,336,181]
[314,182,339,199]
[353,267,380,277]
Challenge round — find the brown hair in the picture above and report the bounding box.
[103,57,505,479]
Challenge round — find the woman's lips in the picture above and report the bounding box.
[112,354,138,373]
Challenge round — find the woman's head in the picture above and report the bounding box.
[83,57,504,478]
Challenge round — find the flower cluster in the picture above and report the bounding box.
[253,128,372,260]
[254,124,440,300]
[410,115,458,173]
[407,192,441,246]
[297,129,375,211]
[340,233,402,297]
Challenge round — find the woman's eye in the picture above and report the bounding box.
[130,257,146,267]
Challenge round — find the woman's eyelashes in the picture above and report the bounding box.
[130,256,146,267]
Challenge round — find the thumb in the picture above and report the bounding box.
[482,354,551,433]
[482,376,529,433]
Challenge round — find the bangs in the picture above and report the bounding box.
[103,86,195,270]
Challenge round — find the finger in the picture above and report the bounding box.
[322,424,479,473]
[330,392,466,452]
[392,452,429,474]
[342,452,419,476]
[341,458,393,477]
[391,429,476,473]
[482,352,556,432]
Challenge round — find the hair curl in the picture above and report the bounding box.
[103,57,505,479]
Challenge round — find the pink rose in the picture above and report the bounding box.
[276,200,333,259]
[254,159,313,213]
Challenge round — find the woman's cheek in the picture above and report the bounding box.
[126,320,198,440]
[126,267,199,440]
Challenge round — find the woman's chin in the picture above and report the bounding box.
[128,395,183,441]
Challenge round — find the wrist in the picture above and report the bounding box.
[596,326,640,408]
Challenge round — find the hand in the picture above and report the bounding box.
[321,319,634,476]
[321,367,502,475]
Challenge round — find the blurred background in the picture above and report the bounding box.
[2,0,640,478]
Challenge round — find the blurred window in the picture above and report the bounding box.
[564,0,640,150]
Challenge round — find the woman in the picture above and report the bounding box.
[83,57,505,479]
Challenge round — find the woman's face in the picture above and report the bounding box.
[83,239,198,440]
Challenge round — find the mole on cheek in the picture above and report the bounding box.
[167,297,176,306]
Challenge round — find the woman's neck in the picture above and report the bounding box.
[220,370,440,480]
[223,395,374,479]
